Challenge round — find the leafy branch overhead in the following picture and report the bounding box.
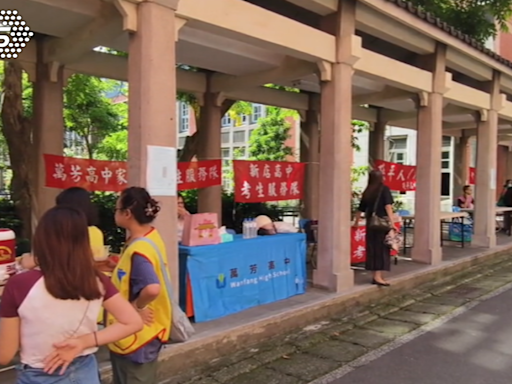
[408,0,512,43]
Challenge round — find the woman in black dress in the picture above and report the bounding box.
[353,170,395,286]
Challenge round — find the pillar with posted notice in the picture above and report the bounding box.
[473,71,502,248]
[452,133,471,199]
[411,43,449,265]
[314,0,359,292]
[127,0,180,289]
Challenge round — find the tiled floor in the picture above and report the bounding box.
[2,234,512,382]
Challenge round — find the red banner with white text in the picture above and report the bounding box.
[44,155,222,192]
[374,160,416,191]
[469,167,476,185]
[233,160,306,203]
[44,154,128,192]
[177,160,222,191]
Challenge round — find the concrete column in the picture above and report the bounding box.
[127,0,179,288]
[314,0,357,292]
[300,94,320,220]
[411,44,446,265]
[473,71,500,248]
[197,76,222,223]
[452,134,470,199]
[33,37,64,224]
[369,110,386,163]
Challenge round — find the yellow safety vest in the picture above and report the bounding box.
[107,228,172,355]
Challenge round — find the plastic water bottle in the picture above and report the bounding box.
[248,218,254,238]
[242,219,248,239]
[251,219,257,238]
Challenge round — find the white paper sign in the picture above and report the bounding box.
[146,145,177,196]
[490,168,496,190]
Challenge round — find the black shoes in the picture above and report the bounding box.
[372,279,390,287]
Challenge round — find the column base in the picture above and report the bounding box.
[472,234,496,248]
[411,245,442,265]
[313,268,354,293]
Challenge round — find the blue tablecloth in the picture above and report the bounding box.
[179,233,307,322]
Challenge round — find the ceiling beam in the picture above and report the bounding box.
[210,56,317,93]
[45,2,123,65]
[282,0,337,15]
[383,104,475,123]
[353,87,414,106]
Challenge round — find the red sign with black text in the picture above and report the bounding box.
[374,160,416,192]
[44,154,128,192]
[176,160,222,191]
[44,155,222,192]
[233,160,306,203]
[469,167,476,185]
[351,226,367,264]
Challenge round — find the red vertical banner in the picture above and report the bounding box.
[351,226,366,264]
[233,160,306,203]
[176,160,222,191]
[469,167,476,185]
[374,160,416,191]
[44,154,128,192]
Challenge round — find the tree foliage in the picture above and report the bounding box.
[409,0,512,43]
[248,107,294,161]
[64,74,127,158]
[95,130,128,161]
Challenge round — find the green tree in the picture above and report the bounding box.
[95,130,128,161]
[64,74,127,159]
[409,0,512,43]
[248,108,294,161]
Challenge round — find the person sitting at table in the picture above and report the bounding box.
[457,185,474,209]
[177,193,190,242]
[255,215,298,235]
[20,187,105,270]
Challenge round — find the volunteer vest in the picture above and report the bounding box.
[107,228,172,355]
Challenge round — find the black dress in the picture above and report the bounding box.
[358,185,394,271]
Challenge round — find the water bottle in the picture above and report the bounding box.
[242,219,248,239]
[251,218,257,238]
[248,218,254,238]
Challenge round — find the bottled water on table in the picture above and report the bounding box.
[249,218,256,238]
[242,219,248,239]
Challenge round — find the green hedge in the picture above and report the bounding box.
[0,191,285,253]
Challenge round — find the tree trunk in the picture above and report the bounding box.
[178,99,235,162]
[1,61,34,239]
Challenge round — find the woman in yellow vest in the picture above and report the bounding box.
[108,187,172,384]
[20,187,106,269]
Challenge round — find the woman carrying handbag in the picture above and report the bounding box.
[353,170,396,286]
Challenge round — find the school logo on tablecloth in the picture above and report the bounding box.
[216,273,226,289]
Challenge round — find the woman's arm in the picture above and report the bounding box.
[385,204,394,223]
[0,317,20,365]
[20,253,36,270]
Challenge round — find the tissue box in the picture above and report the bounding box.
[221,233,234,243]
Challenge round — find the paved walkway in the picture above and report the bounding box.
[323,283,512,384]
[174,256,512,384]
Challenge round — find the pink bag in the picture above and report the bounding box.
[181,213,221,247]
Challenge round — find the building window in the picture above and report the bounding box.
[222,148,231,166]
[179,102,189,133]
[250,104,264,124]
[221,132,230,144]
[241,115,248,125]
[388,137,407,164]
[441,136,452,170]
[233,130,246,143]
[221,114,232,128]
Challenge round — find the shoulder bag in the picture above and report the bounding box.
[368,186,392,232]
[134,237,195,343]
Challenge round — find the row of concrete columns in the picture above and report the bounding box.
[34,0,504,296]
